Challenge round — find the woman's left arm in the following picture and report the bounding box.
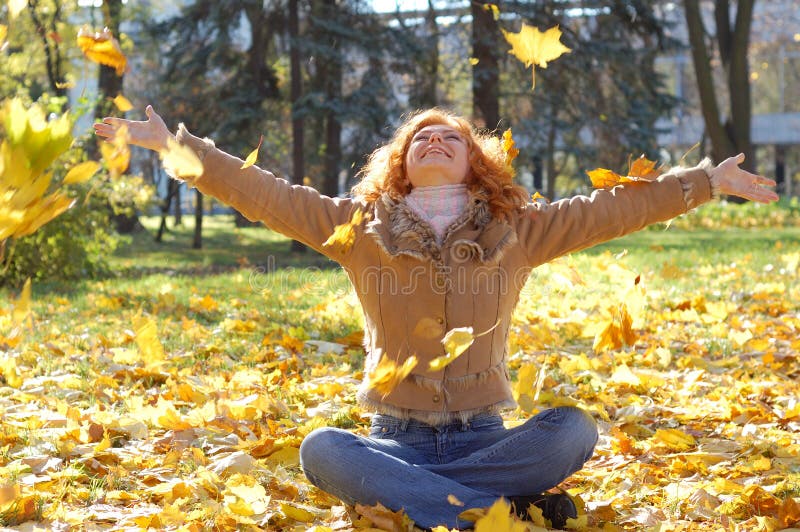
[518,154,778,267]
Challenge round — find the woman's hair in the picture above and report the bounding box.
[351,108,530,221]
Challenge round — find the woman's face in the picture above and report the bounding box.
[404,124,471,188]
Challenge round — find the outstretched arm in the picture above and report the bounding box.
[518,156,778,267]
[94,107,361,261]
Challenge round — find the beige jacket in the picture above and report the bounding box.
[177,127,714,425]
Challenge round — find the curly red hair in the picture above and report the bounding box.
[351,108,529,221]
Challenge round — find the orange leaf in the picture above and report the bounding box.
[77,27,128,75]
[628,155,662,180]
[587,168,631,188]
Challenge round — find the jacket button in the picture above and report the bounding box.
[432,394,440,403]
[381,427,388,433]
[436,317,444,324]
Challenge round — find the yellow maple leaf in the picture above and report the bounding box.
[76,26,128,75]
[8,0,26,20]
[112,94,133,112]
[12,278,31,325]
[430,327,475,371]
[368,353,417,397]
[63,161,100,185]
[160,137,204,180]
[240,134,264,169]
[132,311,166,366]
[100,123,130,177]
[482,3,500,20]
[0,25,7,46]
[322,209,365,253]
[502,24,571,89]
[652,428,696,451]
[474,498,527,532]
[593,303,636,352]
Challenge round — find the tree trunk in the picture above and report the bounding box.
[156,179,179,243]
[412,0,438,109]
[684,0,755,173]
[471,0,500,129]
[318,0,342,198]
[173,184,182,225]
[289,0,307,253]
[193,190,203,249]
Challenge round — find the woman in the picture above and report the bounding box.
[95,107,777,529]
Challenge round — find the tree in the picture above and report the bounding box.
[472,0,501,129]
[684,0,756,171]
[502,0,679,196]
[289,0,307,253]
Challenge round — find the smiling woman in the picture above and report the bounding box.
[94,105,777,529]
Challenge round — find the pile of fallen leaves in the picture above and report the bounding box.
[0,232,797,531]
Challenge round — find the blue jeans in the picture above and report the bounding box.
[299,406,598,529]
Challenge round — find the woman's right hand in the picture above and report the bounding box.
[93,105,172,152]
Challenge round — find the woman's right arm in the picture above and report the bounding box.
[94,107,361,259]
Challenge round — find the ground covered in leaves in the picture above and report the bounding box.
[1,212,799,531]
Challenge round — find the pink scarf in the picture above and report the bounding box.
[405,184,469,243]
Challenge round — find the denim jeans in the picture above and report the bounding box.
[299,406,598,529]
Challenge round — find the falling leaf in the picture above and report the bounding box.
[531,191,548,203]
[0,98,75,240]
[482,3,500,20]
[367,353,417,396]
[132,311,166,366]
[413,317,445,339]
[12,278,31,325]
[112,94,133,112]
[441,326,474,357]
[8,0,26,20]
[593,303,636,352]
[100,123,130,177]
[322,209,365,253]
[501,128,519,177]
[474,498,527,532]
[63,161,100,185]
[502,24,571,89]
[469,57,480,65]
[160,137,204,180]
[76,26,128,75]
[0,25,7,46]
[240,135,263,169]
[448,494,464,507]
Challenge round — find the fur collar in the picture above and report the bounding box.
[365,192,517,265]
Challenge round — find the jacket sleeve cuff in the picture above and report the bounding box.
[169,123,216,186]
[676,157,715,209]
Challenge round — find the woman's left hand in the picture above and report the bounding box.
[709,153,779,203]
